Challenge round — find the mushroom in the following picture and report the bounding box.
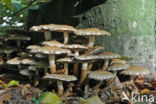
[42,40,64,48]
[6,57,21,70]
[67,83,75,92]
[19,69,35,81]
[74,54,99,86]
[110,59,126,65]
[7,34,31,48]
[49,25,76,44]
[97,52,121,70]
[75,28,111,47]
[0,47,17,59]
[63,44,88,76]
[88,70,114,90]
[57,57,73,75]
[121,65,150,92]
[86,46,104,55]
[21,58,36,65]
[30,46,71,74]
[29,24,56,40]
[26,45,41,50]
[43,74,77,96]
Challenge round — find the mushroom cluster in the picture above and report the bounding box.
[1,25,150,98]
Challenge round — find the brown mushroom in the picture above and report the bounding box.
[75,28,111,47]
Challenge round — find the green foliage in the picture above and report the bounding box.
[32,92,64,104]
[0,0,51,35]
[2,80,19,88]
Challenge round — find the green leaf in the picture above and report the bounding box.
[1,0,14,11]
[2,80,19,88]
[39,92,61,104]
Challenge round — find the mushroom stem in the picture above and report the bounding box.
[73,51,79,77]
[78,62,88,87]
[74,50,79,56]
[63,32,69,44]
[57,81,64,96]
[87,36,95,47]
[102,59,109,70]
[17,40,21,48]
[49,54,56,74]
[64,63,68,75]
[44,31,51,41]
[130,76,138,93]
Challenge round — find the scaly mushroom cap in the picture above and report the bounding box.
[37,46,71,55]
[63,44,88,51]
[75,28,111,36]
[29,24,56,32]
[8,35,31,41]
[110,59,126,65]
[98,52,121,59]
[121,65,150,76]
[43,74,77,81]
[74,54,99,62]
[6,57,21,65]
[42,40,64,47]
[88,70,114,80]
[107,63,130,71]
[27,45,41,50]
[0,47,17,54]
[86,46,104,55]
[49,25,76,33]
[21,58,36,65]
[57,57,74,63]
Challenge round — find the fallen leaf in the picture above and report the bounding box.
[0,89,12,104]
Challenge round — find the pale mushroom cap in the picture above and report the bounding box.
[19,69,34,76]
[35,53,47,58]
[27,45,41,50]
[42,40,64,47]
[121,65,150,76]
[0,47,17,54]
[43,74,77,81]
[21,58,36,65]
[8,35,31,41]
[63,44,88,51]
[88,70,114,80]
[74,54,99,62]
[6,57,21,65]
[57,57,73,63]
[98,52,121,59]
[49,25,76,33]
[110,59,126,65]
[107,63,130,71]
[38,46,71,55]
[28,66,36,71]
[29,26,42,32]
[75,28,111,36]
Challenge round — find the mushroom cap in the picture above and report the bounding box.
[87,46,104,55]
[34,46,71,55]
[63,44,88,51]
[0,47,17,54]
[35,53,47,59]
[6,57,21,65]
[29,26,42,32]
[107,63,130,71]
[42,40,64,47]
[110,59,126,65]
[49,24,76,33]
[57,57,74,63]
[67,83,75,87]
[43,74,77,81]
[74,54,99,62]
[19,69,34,76]
[28,66,36,71]
[36,61,48,68]
[8,35,31,41]
[75,28,111,36]
[29,24,56,32]
[121,65,150,76]
[27,45,41,50]
[98,52,121,59]
[88,70,114,80]
[21,58,36,65]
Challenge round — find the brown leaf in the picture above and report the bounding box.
[0,89,12,104]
